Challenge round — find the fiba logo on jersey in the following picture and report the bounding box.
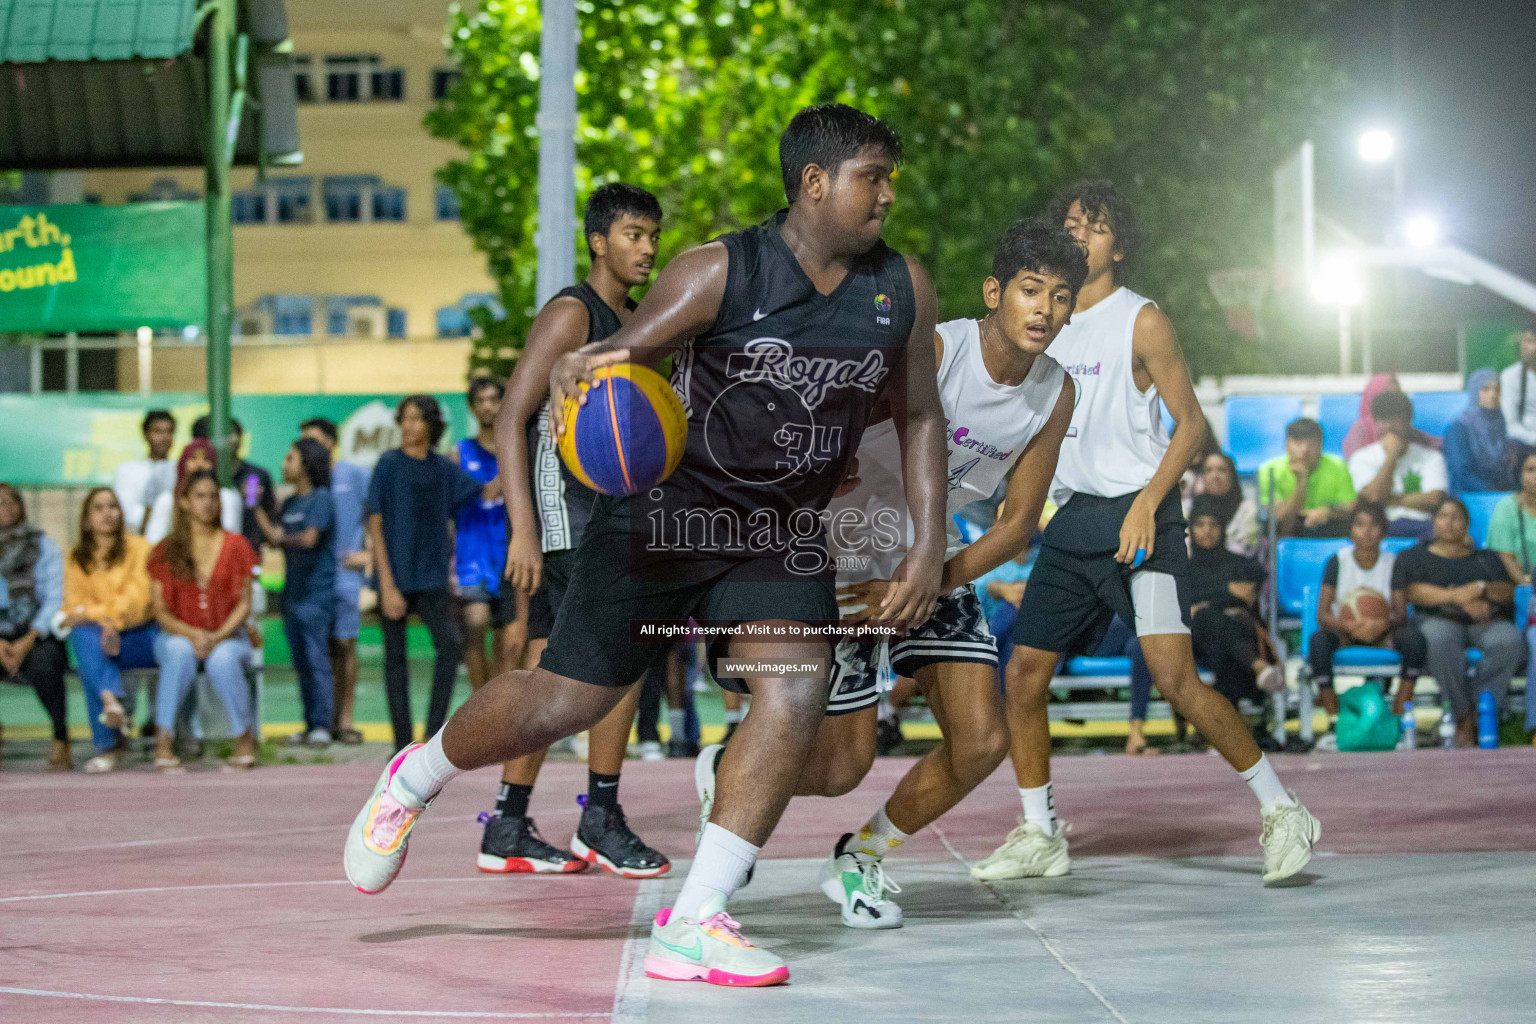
[874,293,892,325]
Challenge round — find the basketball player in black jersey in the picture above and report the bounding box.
[342,104,948,988]
[474,184,669,878]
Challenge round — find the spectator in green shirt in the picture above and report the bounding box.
[1488,449,1536,586]
[1258,418,1356,536]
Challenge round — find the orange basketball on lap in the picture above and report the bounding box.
[1337,586,1390,640]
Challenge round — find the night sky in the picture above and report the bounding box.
[1321,0,1536,284]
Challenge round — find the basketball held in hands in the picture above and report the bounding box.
[558,364,688,496]
[1337,586,1390,641]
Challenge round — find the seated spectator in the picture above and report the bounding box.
[148,470,260,771]
[1497,319,1536,464]
[193,414,276,567]
[1444,369,1516,493]
[1187,451,1260,557]
[1484,451,1536,746]
[1259,418,1355,537]
[63,487,157,772]
[1348,390,1448,539]
[1185,496,1284,711]
[1344,373,1442,459]
[0,483,69,770]
[1393,496,1522,747]
[1307,501,1426,720]
[256,438,336,748]
[143,439,242,545]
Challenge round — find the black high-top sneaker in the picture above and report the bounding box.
[477,812,586,874]
[570,803,671,878]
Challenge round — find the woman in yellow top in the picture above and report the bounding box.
[63,487,156,773]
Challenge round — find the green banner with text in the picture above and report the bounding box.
[0,202,206,332]
[0,393,476,487]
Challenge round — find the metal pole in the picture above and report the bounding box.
[534,0,578,306]
[137,327,153,398]
[1338,306,1353,376]
[205,0,236,483]
[1361,296,1373,376]
[65,331,79,393]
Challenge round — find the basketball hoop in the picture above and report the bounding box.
[1207,268,1272,341]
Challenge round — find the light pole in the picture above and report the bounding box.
[535,0,578,307]
[1314,253,1364,375]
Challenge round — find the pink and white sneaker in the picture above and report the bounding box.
[644,901,789,987]
[343,744,433,894]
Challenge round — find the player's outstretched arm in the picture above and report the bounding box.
[495,295,589,595]
[550,243,728,427]
[881,256,945,627]
[940,375,1075,590]
[1119,305,1207,564]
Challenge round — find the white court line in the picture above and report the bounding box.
[932,825,1132,1024]
[4,815,482,857]
[0,876,497,904]
[0,986,605,1019]
[610,878,665,1024]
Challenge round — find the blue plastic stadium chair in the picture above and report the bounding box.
[1461,491,1511,548]
[1276,536,1416,619]
[1409,391,1463,439]
[1318,394,1359,456]
[1224,395,1303,475]
[1063,656,1132,677]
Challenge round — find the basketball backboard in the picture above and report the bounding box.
[1273,141,1315,292]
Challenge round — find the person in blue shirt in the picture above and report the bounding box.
[300,418,371,745]
[451,377,523,701]
[366,396,489,752]
[1444,368,1516,493]
[258,438,336,746]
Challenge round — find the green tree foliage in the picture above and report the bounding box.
[429,0,1344,378]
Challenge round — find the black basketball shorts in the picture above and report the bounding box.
[826,583,997,716]
[538,500,839,690]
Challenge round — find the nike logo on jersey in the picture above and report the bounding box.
[753,308,768,321]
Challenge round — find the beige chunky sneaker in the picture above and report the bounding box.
[1260,796,1321,885]
[969,818,1071,881]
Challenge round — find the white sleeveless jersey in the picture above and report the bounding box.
[1049,286,1167,507]
[1330,548,1396,616]
[827,317,1067,582]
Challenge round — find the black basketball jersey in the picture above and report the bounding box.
[638,210,915,563]
[527,280,636,552]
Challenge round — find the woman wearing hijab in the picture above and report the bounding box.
[1186,496,1285,711]
[1444,369,1515,493]
[1184,451,1260,558]
[142,440,242,544]
[1343,373,1444,459]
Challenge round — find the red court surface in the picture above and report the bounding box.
[3,749,1534,1022]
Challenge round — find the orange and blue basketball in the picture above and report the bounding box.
[558,364,688,495]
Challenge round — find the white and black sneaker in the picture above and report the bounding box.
[477,812,587,874]
[570,804,671,878]
[819,833,903,929]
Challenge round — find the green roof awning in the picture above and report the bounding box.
[0,0,197,63]
[0,0,300,170]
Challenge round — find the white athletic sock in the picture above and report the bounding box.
[1240,754,1296,811]
[395,730,464,802]
[723,707,744,725]
[852,804,910,859]
[673,823,759,920]
[667,708,687,741]
[1020,783,1056,832]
